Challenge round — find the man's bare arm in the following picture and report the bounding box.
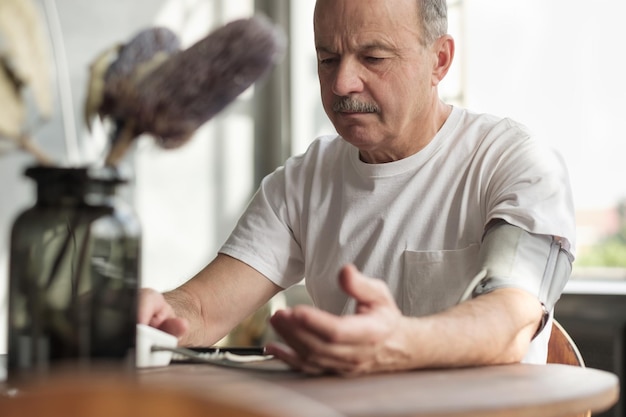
[141,253,283,346]
[399,287,542,368]
[267,264,542,375]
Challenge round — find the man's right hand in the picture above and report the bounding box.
[137,288,189,339]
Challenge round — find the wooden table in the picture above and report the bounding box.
[138,361,620,417]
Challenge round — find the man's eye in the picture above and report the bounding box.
[319,57,338,65]
[365,56,384,63]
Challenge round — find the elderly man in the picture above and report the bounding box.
[139,0,575,376]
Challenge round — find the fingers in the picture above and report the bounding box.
[137,288,188,339]
[137,288,164,325]
[266,325,365,376]
[264,342,328,375]
[300,265,400,343]
[273,304,385,345]
[159,317,189,339]
[339,264,396,309]
[267,265,404,376]
[268,265,397,348]
[269,307,376,375]
[339,264,397,311]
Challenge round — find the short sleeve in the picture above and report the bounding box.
[219,165,305,289]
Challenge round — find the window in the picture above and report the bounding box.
[452,1,626,280]
[290,0,626,281]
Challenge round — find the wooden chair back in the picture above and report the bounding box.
[547,319,591,417]
[547,319,585,367]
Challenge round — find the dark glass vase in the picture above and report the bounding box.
[7,166,141,381]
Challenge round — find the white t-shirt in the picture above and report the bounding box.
[220,106,576,362]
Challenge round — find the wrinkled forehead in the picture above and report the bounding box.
[313,0,421,49]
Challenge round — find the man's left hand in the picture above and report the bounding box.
[266,264,409,376]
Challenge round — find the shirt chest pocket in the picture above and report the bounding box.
[401,244,480,317]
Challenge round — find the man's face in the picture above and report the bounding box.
[314,0,442,163]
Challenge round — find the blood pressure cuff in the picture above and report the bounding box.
[461,221,573,336]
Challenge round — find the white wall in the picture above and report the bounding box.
[460,0,626,210]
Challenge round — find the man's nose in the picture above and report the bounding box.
[332,58,364,96]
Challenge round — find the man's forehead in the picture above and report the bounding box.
[314,3,421,52]
[314,0,418,19]
[313,0,420,38]
[314,35,399,54]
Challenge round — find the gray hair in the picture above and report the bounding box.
[418,0,448,45]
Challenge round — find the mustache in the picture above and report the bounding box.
[332,97,380,113]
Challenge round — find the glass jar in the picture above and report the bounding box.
[7,166,141,381]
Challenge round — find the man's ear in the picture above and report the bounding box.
[431,35,455,86]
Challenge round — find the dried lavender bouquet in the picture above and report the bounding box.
[85,15,286,167]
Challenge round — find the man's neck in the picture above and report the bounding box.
[358,101,453,164]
